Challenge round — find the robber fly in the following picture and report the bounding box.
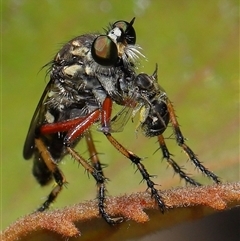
[23,18,146,224]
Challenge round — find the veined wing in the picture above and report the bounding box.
[23,80,52,160]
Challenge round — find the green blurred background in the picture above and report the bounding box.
[2,0,239,230]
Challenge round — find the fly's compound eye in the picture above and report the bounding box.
[112,18,136,44]
[91,35,118,66]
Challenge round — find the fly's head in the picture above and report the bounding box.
[92,18,144,69]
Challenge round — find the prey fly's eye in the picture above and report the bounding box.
[91,35,118,66]
[135,73,153,91]
[112,18,136,44]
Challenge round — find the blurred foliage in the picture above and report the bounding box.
[2,0,239,231]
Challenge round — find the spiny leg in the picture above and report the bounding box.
[166,98,221,184]
[37,107,123,223]
[104,132,166,212]
[35,138,66,211]
[67,146,123,225]
[59,104,122,224]
[34,113,99,212]
[157,135,201,186]
[85,130,104,176]
[85,131,122,223]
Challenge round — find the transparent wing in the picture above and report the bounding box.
[110,105,134,132]
[109,93,139,132]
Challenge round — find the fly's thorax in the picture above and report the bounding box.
[51,19,144,107]
[53,34,135,104]
[62,64,84,80]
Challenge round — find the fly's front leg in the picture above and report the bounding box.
[98,96,113,133]
[166,98,221,184]
[104,132,166,213]
[35,138,66,211]
[100,97,166,212]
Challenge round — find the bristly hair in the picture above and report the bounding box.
[39,60,54,80]
[123,44,145,69]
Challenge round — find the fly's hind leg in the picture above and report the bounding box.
[32,152,53,186]
[35,138,66,211]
